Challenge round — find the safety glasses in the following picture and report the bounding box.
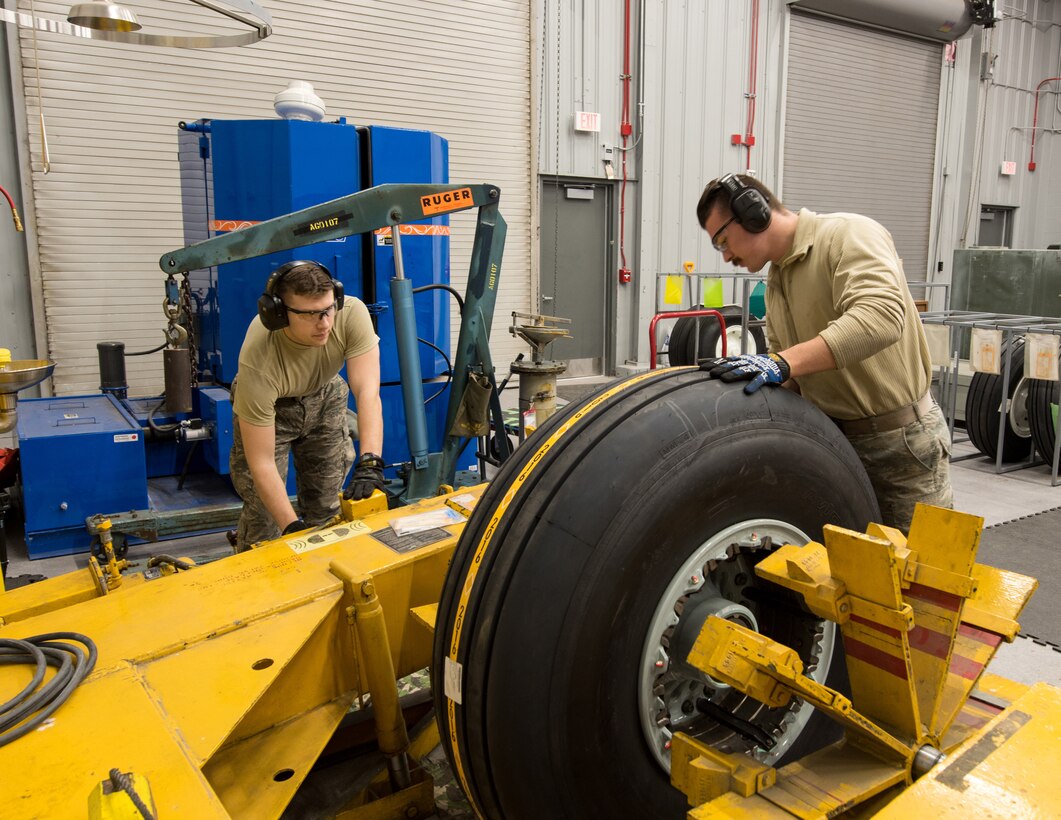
[711,215,738,251]
[284,301,337,322]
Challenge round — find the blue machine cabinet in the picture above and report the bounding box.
[178,118,469,476]
[363,125,451,384]
[180,119,365,384]
[16,118,476,558]
[17,395,149,558]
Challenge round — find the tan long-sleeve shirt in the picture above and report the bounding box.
[765,209,931,420]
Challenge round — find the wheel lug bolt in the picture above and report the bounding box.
[690,575,700,584]
[655,660,664,668]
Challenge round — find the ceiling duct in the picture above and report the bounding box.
[787,0,995,42]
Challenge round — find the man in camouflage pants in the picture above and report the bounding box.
[229,260,386,551]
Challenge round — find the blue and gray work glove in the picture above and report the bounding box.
[700,353,791,394]
[343,452,386,500]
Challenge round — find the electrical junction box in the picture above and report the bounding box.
[17,395,149,558]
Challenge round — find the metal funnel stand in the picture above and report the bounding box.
[509,311,572,441]
[0,357,56,434]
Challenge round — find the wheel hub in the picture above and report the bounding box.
[638,519,835,772]
[668,589,758,692]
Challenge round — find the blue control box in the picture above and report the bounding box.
[17,394,149,558]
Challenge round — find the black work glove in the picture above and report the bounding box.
[282,518,307,536]
[343,452,386,500]
[699,353,791,394]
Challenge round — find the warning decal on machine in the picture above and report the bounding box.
[371,526,452,554]
[287,521,370,553]
[420,187,473,216]
[113,433,139,443]
[374,224,452,246]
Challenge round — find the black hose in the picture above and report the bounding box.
[496,353,523,393]
[124,342,167,357]
[412,283,464,313]
[176,440,200,491]
[418,337,454,405]
[147,396,180,435]
[0,632,98,748]
[146,555,194,572]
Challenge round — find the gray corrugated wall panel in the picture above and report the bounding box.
[15,0,532,396]
[974,3,1061,247]
[537,0,628,178]
[634,0,784,363]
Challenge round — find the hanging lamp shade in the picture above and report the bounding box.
[67,0,141,32]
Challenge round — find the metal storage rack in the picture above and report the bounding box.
[653,272,768,360]
[920,310,1061,484]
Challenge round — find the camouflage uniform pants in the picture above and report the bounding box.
[845,403,953,534]
[230,375,355,551]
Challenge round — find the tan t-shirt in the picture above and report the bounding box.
[232,296,378,426]
[765,209,931,420]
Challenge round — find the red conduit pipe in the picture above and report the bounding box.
[618,0,633,283]
[1029,77,1061,172]
[745,0,760,171]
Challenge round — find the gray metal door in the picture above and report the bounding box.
[540,181,610,374]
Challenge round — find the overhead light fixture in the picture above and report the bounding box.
[67,1,141,33]
[0,0,272,48]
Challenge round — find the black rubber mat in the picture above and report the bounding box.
[979,507,1061,643]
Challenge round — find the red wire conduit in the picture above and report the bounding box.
[1028,77,1061,172]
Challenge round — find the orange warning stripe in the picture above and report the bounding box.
[210,219,260,232]
[374,225,452,236]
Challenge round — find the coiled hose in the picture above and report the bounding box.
[0,632,97,748]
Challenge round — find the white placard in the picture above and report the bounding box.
[444,656,463,704]
[1025,333,1060,381]
[970,328,1002,374]
[923,324,950,367]
[390,506,464,537]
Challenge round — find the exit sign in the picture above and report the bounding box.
[1000,160,1017,175]
[574,111,600,132]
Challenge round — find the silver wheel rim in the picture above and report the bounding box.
[1011,376,1032,438]
[715,325,747,357]
[638,518,835,772]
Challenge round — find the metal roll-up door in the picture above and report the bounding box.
[14,0,531,395]
[783,11,943,283]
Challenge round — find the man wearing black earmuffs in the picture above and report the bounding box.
[695,174,952,533]
[228,259,385,551]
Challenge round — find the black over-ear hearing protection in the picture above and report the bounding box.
[257,260,344,331]
[718,173,772,234]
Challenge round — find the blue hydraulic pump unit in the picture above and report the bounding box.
[16,117,477,558]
